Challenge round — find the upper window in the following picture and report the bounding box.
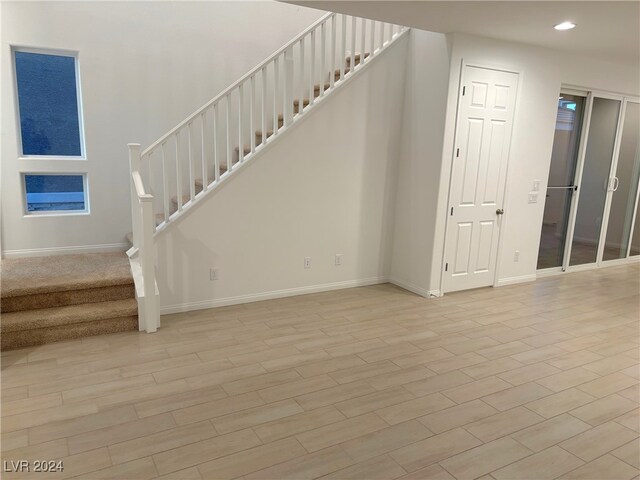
[14,49,84,157]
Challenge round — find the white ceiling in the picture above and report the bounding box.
[285,1,640,65]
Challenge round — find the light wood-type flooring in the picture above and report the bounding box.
[2,264,639,479]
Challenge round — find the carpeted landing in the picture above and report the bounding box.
[1,252,138,350]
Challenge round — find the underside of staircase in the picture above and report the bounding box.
[1,253,138,350]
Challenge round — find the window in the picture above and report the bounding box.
[23,174,88,214]
[13,47,89,216]
[14,49,84,157]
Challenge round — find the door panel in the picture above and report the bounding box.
[444,66,518,292]
[538,188,574,269]
[470,82,488,107]
[483,121,507,204]
[603,102,640,261]
[494,85,510,110]
[476,221,495,272]
[537,94,585,270]
[453,223,473,275]
[461,119,484,205]
[570,97,621,266]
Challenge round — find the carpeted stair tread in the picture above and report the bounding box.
[255,130,275,141]
[233,146,253,164]
[2,298,139,333]
[2,317,138,350]
[193,163,231,189]
[170,182,205,207]
[315,82,332,92]
[293,98,312,108]
[171,194,195,207]
[1,253,133,299]
[333,67,353,80]
[2,283,135,313]
[346,52,370,65]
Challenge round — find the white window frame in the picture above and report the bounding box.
[12,46,87,161]
[12,45,90,218]
[21,172,90,217]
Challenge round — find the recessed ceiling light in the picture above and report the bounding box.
[554,22,576,31]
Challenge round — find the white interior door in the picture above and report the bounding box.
[443,65,518,293]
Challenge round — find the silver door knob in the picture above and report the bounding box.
[496,209,504,215]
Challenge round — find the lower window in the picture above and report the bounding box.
[23,174,87,214]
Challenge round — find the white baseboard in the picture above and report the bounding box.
[388,277,435,298]
[160,276,388,315]
[2,242,130,258]
[495,274,537,287]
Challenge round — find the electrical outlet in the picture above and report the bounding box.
[209,268,219,280]
[304,257,311,269]
[528,193,538,204]
[335,254,343,266]
[532,180,540,192]
[514,250,520,262]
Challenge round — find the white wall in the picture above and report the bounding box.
[389,30,451,296]
[430,33,640,289]
[155,35,408,312]
[0,1,323,256]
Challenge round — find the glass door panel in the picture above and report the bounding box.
[538,189,574,269]
[537,94,584,269]
[570,97,621,266]
[603,102,640,261]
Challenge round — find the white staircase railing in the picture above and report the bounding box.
[128,12,409,330]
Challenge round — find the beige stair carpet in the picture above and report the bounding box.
[1,252,138,350]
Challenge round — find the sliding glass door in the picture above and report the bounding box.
[570,97,621,266]
[537,95,584,270]
[538,92,640,272]
[602,101,640,261]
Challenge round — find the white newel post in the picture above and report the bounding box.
[140,194,159,333]
[128,143,142,251]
